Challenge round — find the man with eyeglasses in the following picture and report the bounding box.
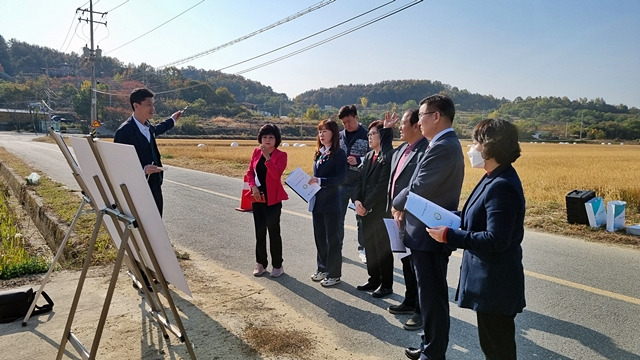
[114,88,183,216]
[337,104,370,263]
[392,94,464,360]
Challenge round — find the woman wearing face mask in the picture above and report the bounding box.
[308,119,347,287]
[427,119,525,360]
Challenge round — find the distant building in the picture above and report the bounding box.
[239,102,258,111]
[0,108,35,130]
[42,63,75,77]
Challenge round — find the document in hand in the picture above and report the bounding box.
[383,218,406,252]
[405,191,461,229]
[285,167,321,203]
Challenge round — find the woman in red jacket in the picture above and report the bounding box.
[246,124,289,278]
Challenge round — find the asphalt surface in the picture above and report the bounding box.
[1,131,639,359]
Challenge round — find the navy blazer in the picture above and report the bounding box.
[113,116,174,200]
[311,147,347,213]
[379,128,429,212]
[392,130,465,252]
[447,164,526,316]
[113,115,174,170]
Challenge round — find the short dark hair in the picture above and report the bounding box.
[368,120,384,131]
[130,88,154,111]
[472,118,521,164]
[406,108,419,125]
[315,119,340,159]
[420,94,455,122]
[257,124,282,148]
[338,105,358,119]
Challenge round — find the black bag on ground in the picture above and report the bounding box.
[0,287,54,323]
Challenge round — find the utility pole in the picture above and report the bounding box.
[78,0,106,132]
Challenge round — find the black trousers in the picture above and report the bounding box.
[312,211,343,278]
[360,214,394,288]
[148,174,163,216]
[252,202,283,269]
[401,254,419,309]
[413,250,450,360]
[477,312,517,360]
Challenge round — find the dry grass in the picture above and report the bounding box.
[244,323,314,356]
[158,139,640,248]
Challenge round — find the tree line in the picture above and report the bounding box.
[1,35,639,140]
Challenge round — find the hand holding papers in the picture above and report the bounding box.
[405,191,461,229]
[285,167,321,203]
[383,218,405,252]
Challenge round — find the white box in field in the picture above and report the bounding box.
[606,200,626,232]
[626,225,640,236]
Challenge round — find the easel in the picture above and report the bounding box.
[46,133,195,359]
[22,193,92,326]
[23,128,95,326]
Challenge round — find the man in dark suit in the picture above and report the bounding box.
[392,95,465,360]
[379,109,429,331]
[114,88,183,216]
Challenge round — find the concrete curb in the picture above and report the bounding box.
[0,160,69,260]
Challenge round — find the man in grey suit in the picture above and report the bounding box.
[392,95,465,360]
[379,109,428,331]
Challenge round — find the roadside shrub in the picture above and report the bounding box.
[0,184,49,279]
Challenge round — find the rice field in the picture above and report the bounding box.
[158,139,640,245]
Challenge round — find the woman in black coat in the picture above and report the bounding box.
[352,120,394,298]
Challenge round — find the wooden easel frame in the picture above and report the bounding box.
[49,134,195,359]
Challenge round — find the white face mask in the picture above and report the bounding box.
[467,147,485,169]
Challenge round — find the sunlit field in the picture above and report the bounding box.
[158,139,640,246]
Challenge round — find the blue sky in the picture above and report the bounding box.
[2,0,639,108]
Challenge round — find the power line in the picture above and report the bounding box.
[59,10,79,51]
[63,22,82,53]
[106,0,205,55]
[217,0,395,72]
[234,0,423,75]
[106,0,129,12]
[159,0,336,69]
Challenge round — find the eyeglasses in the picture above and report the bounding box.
[419,111,437,118]
[367,132,379,138]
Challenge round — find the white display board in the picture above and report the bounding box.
[51,132,123,261]
[69,137,191,296]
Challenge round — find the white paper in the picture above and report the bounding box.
[71,138,191,296]
[585,196,606,228]
[285,167,320,203]
[348,202,356,211]
[397,247,411,260]
[606,200,626,232]
[383,218,406,252]
[405,191,461,229]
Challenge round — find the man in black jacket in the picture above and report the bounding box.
[114,88,183,216]
[337,104,369,262]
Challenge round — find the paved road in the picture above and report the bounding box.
[2,131,639,359]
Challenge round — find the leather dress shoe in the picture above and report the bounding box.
[372,286,393,298]
[356,282,379,291]
[405,347,422,360]
[388,302,416,314]
[403,312,423,331]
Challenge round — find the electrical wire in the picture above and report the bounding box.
[233,0,423,75]
[106,0,129,13]
[59,10,80,51]
[159,0,336,69]
[217,0,395,72]
[106,0,205,55]
[63,22,82,53]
